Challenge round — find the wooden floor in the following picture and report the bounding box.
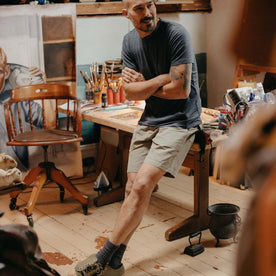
[0,167,254,276]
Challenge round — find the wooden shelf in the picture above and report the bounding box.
[44,39,75,45]
[76,1,212,16]
[46,76,76,82]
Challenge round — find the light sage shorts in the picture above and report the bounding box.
[127,125,198,178]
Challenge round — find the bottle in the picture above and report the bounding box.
[255,82,265,102]
[264,92,276,104]
[218,113,228,130]
[101,93,108,108]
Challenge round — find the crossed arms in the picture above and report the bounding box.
[122,63,192,101]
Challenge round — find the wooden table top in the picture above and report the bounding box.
[82,106,219,134]
[82,106,141,133]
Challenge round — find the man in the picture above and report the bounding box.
[0,47,44,171]
[75,0,202,275]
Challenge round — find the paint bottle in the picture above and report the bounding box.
[264,92,276,104]
[101,93,108,108]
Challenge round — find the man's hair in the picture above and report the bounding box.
[0,47,7,65]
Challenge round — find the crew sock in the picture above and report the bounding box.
[96,239,120,268]
[108,243,127,269]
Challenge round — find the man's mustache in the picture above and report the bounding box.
[140,17,154,23]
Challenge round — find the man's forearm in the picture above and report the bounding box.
[154,81,190,99]
[123,74,170,101]
[154,63,192,100]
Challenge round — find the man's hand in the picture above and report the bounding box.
[122,67,145,83]
[122,67,170,101]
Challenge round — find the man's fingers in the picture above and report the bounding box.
[122,67,145,83]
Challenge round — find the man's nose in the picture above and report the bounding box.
[143,6,151,17]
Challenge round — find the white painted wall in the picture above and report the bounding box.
[76,16,129,65]
[76,12,207,65]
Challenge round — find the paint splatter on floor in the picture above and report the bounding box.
[102,229,113,234]
[154,264,166,271]
[139,224,154,230]
[162,217,176,222]
[95,236,108,249]
[43,252,73,266]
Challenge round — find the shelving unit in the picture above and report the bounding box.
[42,15,76,82]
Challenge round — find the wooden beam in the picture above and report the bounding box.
[77,2,123,16]
[76,1,212,16]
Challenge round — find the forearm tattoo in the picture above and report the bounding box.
[170,64,192,91]
[171,68,182,81]
[183,64,192,91]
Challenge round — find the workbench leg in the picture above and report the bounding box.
[93,130,131,207]
[165,149,210,241]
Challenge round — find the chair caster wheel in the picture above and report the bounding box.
[82,205,88,215]
[27,215,34,227]
[9,198,17,210]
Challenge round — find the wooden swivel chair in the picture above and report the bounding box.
[4,83,88,226]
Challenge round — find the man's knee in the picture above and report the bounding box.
[125,179,133,198]
[131,176,153,202]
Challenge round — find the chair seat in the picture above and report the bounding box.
[11,129,82,146]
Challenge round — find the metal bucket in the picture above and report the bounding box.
[207,203,241,246]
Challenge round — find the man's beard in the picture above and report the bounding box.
[138,17,155,33]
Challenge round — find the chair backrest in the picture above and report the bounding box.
[4,83,82,146]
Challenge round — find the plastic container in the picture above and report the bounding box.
[113,91,120,105]
[107,88,113,105]
[264,92,276,104]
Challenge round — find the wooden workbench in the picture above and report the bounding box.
[82,106,214,241]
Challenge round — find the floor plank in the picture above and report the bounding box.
[0,168,254,276]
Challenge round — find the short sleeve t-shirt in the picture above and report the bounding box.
[122,19,202,129]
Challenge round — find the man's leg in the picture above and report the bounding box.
[106,172,137,270]
[75,164,165,275]
[110,163,165,244]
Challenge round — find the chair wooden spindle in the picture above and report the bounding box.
[42,99,46,129]
[72,100,77,131]
[28,100,34,131]
[7,104,16,139]
[55,99,59,129]
[16,102,23,134]
[66,98,70,131]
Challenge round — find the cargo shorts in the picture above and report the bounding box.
[127,124,198,178]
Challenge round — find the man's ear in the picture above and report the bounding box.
[122,9,129,19]
[4,65,10,80]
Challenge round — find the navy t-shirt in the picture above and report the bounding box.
[122,19,202,128]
